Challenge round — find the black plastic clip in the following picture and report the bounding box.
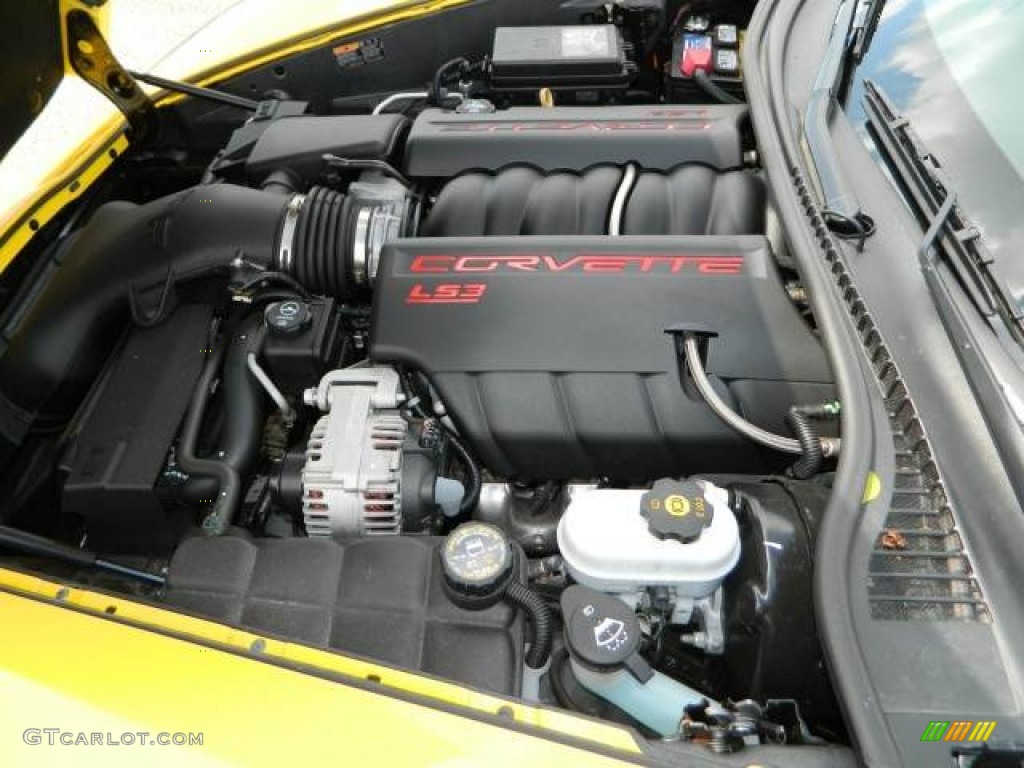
[128,267,178,327]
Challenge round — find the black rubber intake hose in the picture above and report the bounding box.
[786,407,824,480]
[176,315,266,505]
[505,580,553,669]
[0,184,288,450]
[291,185,359,299]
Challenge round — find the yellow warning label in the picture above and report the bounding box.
[665,495,691,517]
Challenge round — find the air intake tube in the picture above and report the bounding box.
[0,183,383,459]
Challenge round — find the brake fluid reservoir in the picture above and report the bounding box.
[557,479,741,599]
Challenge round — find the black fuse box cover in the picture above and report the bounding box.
[490,25,632,91]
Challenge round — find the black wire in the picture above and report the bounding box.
[694,69,744,104]
[397,367,482,514]
[234,271,311,300]
[505,580,553,668]
[431,57,469,106]
[786,408,824,480]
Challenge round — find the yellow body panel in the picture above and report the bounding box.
[0,568,643,763]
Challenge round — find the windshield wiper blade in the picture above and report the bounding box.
[863,79,1024,348]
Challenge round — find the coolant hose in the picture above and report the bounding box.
[176,315,266,506]
[786,408,824,480]
[176,339,239,535]
[505,580,553,669]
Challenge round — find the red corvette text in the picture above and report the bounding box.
[408,254,745,275]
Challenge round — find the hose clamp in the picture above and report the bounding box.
[277,194,305,273]
[352,204,373,286]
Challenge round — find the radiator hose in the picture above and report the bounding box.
[175,337,239,536]
[175,314,266,509]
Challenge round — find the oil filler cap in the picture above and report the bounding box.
[640,479,714,544]
[265,300,311,336]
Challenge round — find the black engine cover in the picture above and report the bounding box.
[371,236,833,480]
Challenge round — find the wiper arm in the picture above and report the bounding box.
[863,79,1024,349]
[803,0,881,242]
[850,0,886,63]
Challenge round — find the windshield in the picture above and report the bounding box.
[846,0,1024,309]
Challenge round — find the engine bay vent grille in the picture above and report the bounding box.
[790,168,989,622]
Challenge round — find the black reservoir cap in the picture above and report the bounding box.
[440,522,514,609]
[640,478,714,544]
[562,585,652,683]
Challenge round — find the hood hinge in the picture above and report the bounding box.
[65,8,156,142]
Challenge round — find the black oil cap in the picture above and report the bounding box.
[440,522,514,610]
[562,585,652,683]
[264,300,311,336]
[640,478,714,544]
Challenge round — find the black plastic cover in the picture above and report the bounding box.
[164,535,524,695]
[422,165,765,237]
[246,114,408,185]
[370,236,833,480]
[62,304,213,554]
[404,105,749,176]
[490,25,631,91]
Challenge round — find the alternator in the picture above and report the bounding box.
[301,367,407,536]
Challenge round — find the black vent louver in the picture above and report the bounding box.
[789,167,989,622]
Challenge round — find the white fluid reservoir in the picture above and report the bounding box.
[556,479,741,598]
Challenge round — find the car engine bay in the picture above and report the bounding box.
[0,0,854,757]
